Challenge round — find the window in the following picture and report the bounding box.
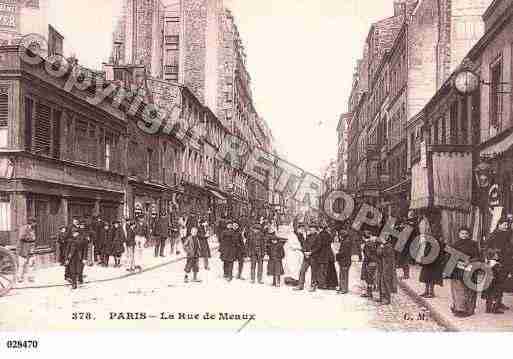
[490,58,503,131]
[0,91,8,148]
[75,121,88,162]
[0,192,10,231]
[105,135,113,171]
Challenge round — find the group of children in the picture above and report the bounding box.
[57,217,142,289]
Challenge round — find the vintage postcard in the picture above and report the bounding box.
[1,0,513,343]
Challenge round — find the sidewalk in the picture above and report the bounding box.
[398,265,513,331]
[16,236,219,290]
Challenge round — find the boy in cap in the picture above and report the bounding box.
[17,217,37,283]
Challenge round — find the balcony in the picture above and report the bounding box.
[165,35,179,46]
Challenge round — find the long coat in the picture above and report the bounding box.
[198,224,211,258]
[66,235,88,276]
[246,227,266,259]
[98,226,112,255]
[418,236,446,286]
[336,239,353,267]
[267,238,285,276]
[111,226,126,256]
[233,230,245,259]
[220,229,238,262]
[313,230,335,264]
[377,242,397,294]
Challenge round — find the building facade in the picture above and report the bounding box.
[346,0,492,218]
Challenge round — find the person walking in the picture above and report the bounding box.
[183,225,202,283]
[246,222,266,284]
[65,228,88,290]
[134,216,148,270]
[16,218,37,283]
[450,227,480,317]
[198,219,211,270]
[111,220,126,268]
[150,211,169,257]
[335,230,352,294]
[125,220,137,272]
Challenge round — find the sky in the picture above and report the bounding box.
[47,0,397,176]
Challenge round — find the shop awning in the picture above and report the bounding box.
[209,189,227,201]
[481,130,513,157]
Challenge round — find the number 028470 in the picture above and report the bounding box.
[5,340,39,350]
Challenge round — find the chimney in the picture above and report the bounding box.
[393,1,406,17]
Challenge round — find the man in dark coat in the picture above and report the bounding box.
[65,228,88,289]
[220,222,238,281]
[336,230,352,294]
[183,226,202,283]
[294,224,320,292]
[91,216,104,264]
[267,228,286,287]
[483,217,512,313]
[246,223,266,284]
[312,225,335,290]
[150,211,168,257]
[232,222,246,280]
[57,226,68,266]
[377,236,396,305]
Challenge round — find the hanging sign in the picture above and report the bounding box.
[0,0,17,29]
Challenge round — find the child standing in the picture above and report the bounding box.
[267,228,286,287]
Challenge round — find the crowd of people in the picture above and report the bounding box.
[14,206,513,319]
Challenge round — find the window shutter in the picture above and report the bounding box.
[25,98,33,151]
[35,103,52,155]
[53,110,62,158]
[0,93,8,128]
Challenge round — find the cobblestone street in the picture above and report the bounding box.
[0,228,445,332]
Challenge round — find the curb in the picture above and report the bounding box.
[397,279,460,332]
[14,246,219,291]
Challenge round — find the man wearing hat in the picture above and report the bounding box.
[232,221,246,280]
[246,222,266,284]
[220,221,238,281]
[483,213,512,313]
[17,217,37,283]
[294,223,321,292]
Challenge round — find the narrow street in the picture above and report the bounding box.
[0,227,444,332]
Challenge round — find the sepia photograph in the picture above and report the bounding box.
[1,0,513,352]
